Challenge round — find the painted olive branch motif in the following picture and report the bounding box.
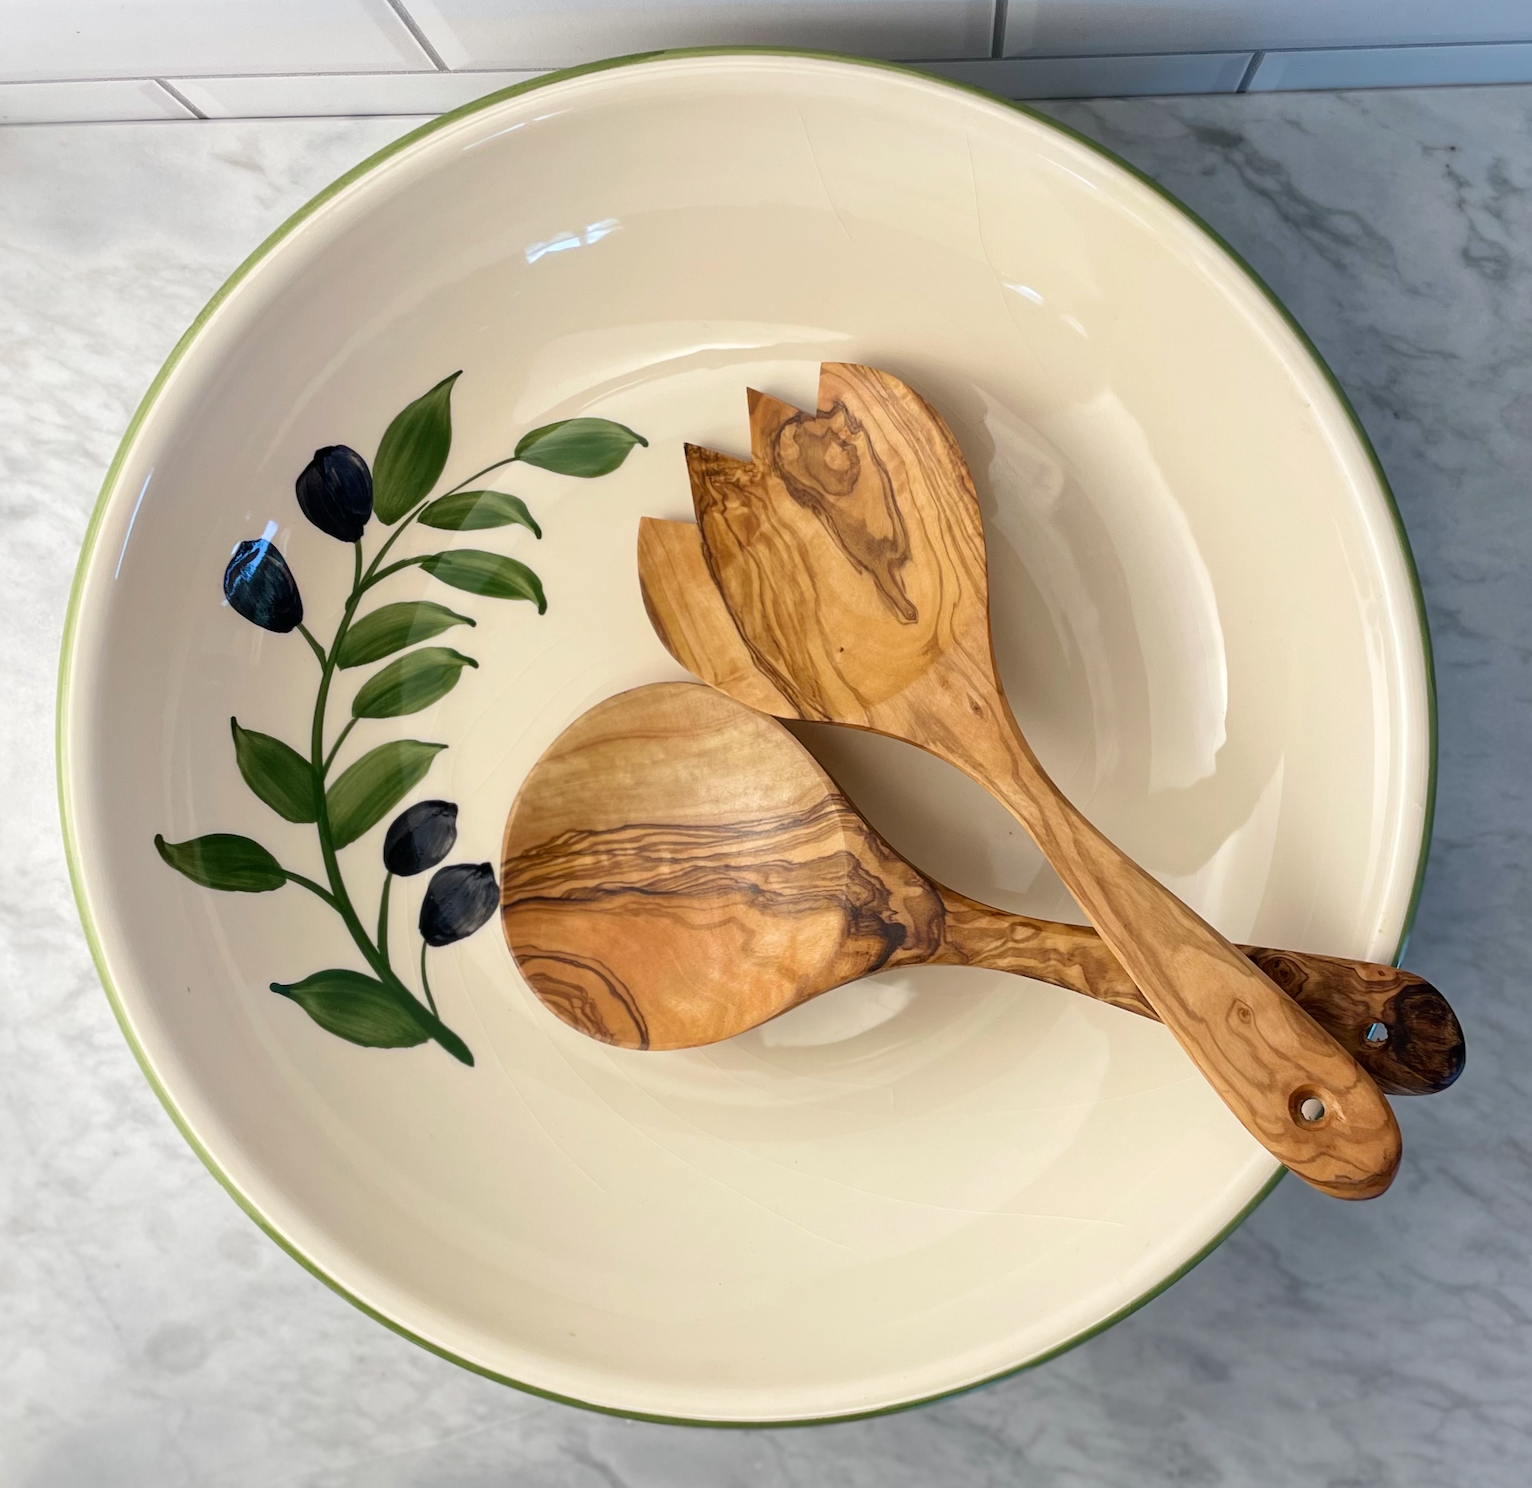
[153,373,647,1064]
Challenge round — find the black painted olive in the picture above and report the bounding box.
[383,800,458,877]
[418,862,498,947]
[295,444,373,542]
[223,538,302,633]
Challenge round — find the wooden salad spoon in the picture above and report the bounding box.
[637,362,1405,1199]
[501,683,1462,1097]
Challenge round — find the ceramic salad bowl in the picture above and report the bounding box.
[58,50,1433,1423]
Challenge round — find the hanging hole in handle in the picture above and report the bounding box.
[1299,1097,1326,1122]
[1291,1087,1330,1125]
[1364,1021,1389,1046]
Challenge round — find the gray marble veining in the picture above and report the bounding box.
[1,87,1529,1486]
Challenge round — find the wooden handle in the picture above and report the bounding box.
[945,705,1402,1199]
[934,893,1463,1097]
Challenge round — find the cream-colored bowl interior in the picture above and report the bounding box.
[61,54,1431,1422]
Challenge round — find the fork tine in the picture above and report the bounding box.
[635,517,798,718]
[746,388,806,464]
[684,440,760,531]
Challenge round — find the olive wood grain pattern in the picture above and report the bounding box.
[935,896,1460,1098]
[638,516,792,717]
[503,683,1463,1097]
[647,363,1404,1199]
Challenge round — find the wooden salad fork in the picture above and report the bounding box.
[502,682,1464,1098]
[637,362,1404,1199]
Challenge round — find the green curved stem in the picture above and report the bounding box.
[359,555,426,593]
[361,501,428,584]
[377,872,392,966]
[297,623,327,667]
[437,455,520,500]
[322,717,357,776]
[284,871,339,910]
[419,940,438,1018]
[307,542,405,993]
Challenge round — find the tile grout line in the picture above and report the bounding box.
[990,0,1010,61]
[1241,35,1532,57]
[0,67,532,85]
[382,0,450,72]
[0,114,447,127]
[152,78,206,119]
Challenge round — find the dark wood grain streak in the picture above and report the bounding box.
[664,364,1406,1198]
[935,893,1462,1097]
[1245,950,1464,1098]
[503,802,943,1051]
[503,684,1463,1095]
[512,949,651,1049]
[767,391,917,621]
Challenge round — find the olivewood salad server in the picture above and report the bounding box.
[502,682,1463,1096]
[637,362,1403,1198]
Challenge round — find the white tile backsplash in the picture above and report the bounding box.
[6,0,1532,123]
[172,69,546,119]
[402,0,995,70]
[0,78,194,124]
[920,51,1254,99]
[1249,41,1532,92]
[0,0,433,85]
[1010,0,1532,58]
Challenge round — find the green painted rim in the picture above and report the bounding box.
[55,46,1436,1429]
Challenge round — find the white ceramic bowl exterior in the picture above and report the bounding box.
[60,53,1432,1421]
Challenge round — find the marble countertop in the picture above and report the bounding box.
[2,85,1528,1487]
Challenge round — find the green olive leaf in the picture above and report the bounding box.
[423,1015,474,1066]
[418,550,546,612]
[154,833,287,892]
[513,417,647,477]
[230,718,317,822]
[349,647,477,720]
[372,372,461,523]
[417,490,541,536]
[326,739,446,847]
[269,969,475,1063]
[336,601,476,669]
[269,969,428,1048]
